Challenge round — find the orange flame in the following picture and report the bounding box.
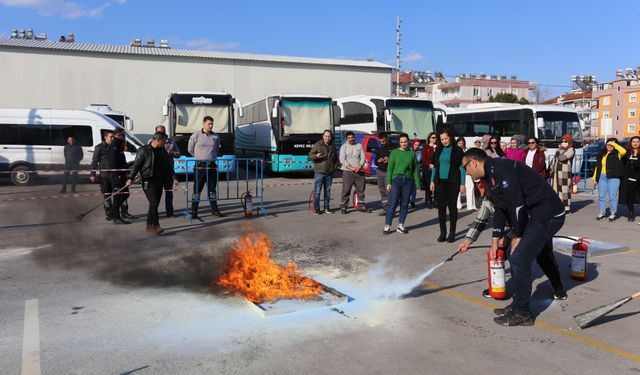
[217,229,324,303]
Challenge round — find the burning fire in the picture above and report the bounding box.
[217,229,324,303]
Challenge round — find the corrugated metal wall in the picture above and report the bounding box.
[0,48,392,139]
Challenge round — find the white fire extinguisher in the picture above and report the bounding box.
[487,249,507,300]
[241,191,253,217]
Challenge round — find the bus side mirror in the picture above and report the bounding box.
[125,118,134,131]
[235,99,244,117]
[272,99,280,118]
[536,117,545,129]
[162,105,168,116]
[385,108,392,123]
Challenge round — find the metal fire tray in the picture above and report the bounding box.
[239,283,353,317]
[553,237,630,257]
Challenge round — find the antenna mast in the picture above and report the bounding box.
[396,16,402,96]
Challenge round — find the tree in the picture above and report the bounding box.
[488,92,529,104]
[530,86,552,103]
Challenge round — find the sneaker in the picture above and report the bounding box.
[608,214,617,222]
[154,227,165,235]
[596,212,606,221]
[396,226,408,234]
[323,208,333,215]
[482,289,492,298]
[493,305,515,316]
[341,208,348,214]
[358,206,371,213]
[383,226,391,235]
[493,311,534,327]
[410,202,416,209]
[113,217,131,225]
[554,288,568,300]
[313,211,319,216]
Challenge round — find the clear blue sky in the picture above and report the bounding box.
[2,0,639,97]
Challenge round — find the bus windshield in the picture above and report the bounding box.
[175,104,230,134]
[387,101,434,139]
[537,111,582,143]
[281,99,331,135]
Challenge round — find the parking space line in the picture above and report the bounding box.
[21,299,41,375]
[421,281,640,364]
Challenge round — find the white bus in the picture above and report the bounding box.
[162,92,243,174]
[335,95,441,141]
[439,103,583,171]
[0,108,143,185]
[235,94,338,173]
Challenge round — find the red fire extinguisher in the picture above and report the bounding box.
[488,249,507,300]
[241,191,253,217]
[352,192,360,209]
[571,237,590,281]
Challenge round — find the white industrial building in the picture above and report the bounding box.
[0,38,392,139]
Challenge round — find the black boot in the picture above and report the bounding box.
[210,201,224,217]
[629,206,635,222]
[447,224,457,243]
[191,202,199,219]
[120,202,135,220]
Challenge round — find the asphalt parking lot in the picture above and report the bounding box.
[1,174,639,374]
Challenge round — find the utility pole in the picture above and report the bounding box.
[395,16,402,96]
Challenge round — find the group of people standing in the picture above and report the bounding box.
[592,136,640,223]
[87,116,227,234]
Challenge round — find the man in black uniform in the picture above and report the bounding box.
[60,136,83,193]
[462,148,566,326]
[127,132,178,234]
[107,128,131,224]
[90,131,114,220]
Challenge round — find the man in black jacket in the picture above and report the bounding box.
[60,136,83,193]
[373,133,394,215]
[107,129,131,224]
[308,130,338,214]
[462,148,566,327]
[126,132,178,234]
[90,131,114,219]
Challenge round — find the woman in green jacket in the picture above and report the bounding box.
[384,134,422,235]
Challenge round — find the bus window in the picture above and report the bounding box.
[537,111,582,143]
[342,102,374,125]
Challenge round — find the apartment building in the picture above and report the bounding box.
[430,74,534,107]
[591,70,640,138]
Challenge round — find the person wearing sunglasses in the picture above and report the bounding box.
[593,138,627,221]
[420,132,438,209]
[524,137,547,178]
[549,135,575,214]
[484,135,505,158]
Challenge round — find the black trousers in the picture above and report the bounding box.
[192,161,218,210]
[423,166,433,203]
[624,179,639,217]
[164,179,174,216]
[109,172,129,219]
[100,174,113,215]
[61,162,79,191]
[143,179,163,227]
[435,181,459,235]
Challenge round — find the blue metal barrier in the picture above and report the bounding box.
[174,155,237,174]
[183,158,267,222]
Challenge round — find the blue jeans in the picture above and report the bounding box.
[313,172,332,210]
[597,175,620,214]
[385,176,416,225]
[510,215,565,315]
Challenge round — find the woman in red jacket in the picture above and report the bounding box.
[524,137,547,178]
